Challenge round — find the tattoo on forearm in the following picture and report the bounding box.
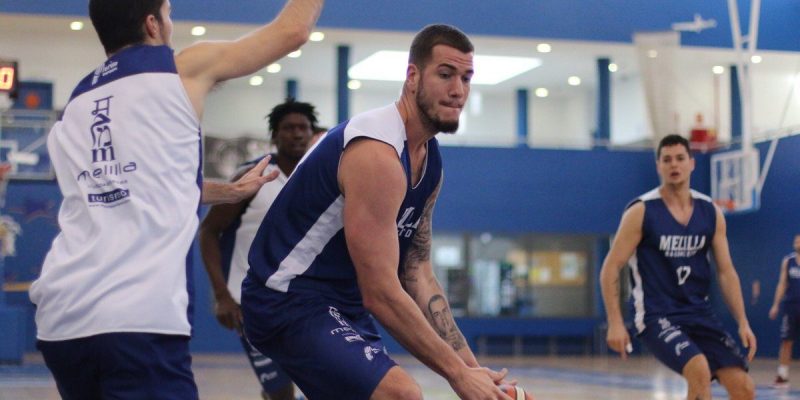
[401,184,439,299]
[404,198,433,267]
[427,294,466,351]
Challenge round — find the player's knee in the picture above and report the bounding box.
[372,383,422,400]
[371,368,423,400]
[728,376,755,400]
[387,384,423,400]
[683,357,712,391]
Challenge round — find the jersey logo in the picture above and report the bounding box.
[90,96,116,163]
[789,267,800,279]
[676,266,692,285]
[397,206,420,238]
[659,235,706,258]
[674,341,690,356]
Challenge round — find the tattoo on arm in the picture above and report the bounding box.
[400,182,439,298]
[427,294,466,351]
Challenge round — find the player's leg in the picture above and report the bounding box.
[244,299,401,400]
[775,340,793,386]
[239,335,295,400]
[688,321,752,399]
[775,310,799,386]
[682,354,712,400]
[716,367,755,400]
[638,318,707,399]
[96,333,198,400]
[370,365,423,400]
[37,337,103,400]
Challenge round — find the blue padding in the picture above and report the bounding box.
[0,305,26,364]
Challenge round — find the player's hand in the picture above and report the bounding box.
[606,321,632,359]
[769,305,779,320]
[738,323,757,362]
[449,366,513,400]
[230,155,280,202]
[214,292,243,334]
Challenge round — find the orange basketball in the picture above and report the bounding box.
[499,384,535,400]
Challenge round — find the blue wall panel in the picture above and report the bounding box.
[2,138,796,356]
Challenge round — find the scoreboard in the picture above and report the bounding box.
[0,60,18,94]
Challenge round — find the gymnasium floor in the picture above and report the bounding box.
[2,354,799,399]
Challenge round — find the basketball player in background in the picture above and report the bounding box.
[768,234,800,388]
[29,1,324,399]
[199,99,318,400]
[600,134,756,400]
[241,24,514,400]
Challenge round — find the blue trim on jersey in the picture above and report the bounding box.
[69,45,177,103]
[187,128,203,331]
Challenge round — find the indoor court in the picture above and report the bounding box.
[1,1,799,400]
[2,355,800,399]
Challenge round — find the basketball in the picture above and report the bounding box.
[499,384,535,400]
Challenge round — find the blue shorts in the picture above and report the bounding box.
[638,316,748,377]
[37,333,197,400]
[242,277,396,400]
[780,304,800,341]
[239,334,293,394]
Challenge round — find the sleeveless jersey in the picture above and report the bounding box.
[627,188,717,333]
[30,45,201,340]
[782,253,800,306]
[219,158,286,303]
[247,103,442,306]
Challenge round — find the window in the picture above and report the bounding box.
[432,232,598,317]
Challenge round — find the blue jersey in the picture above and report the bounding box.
[628,188,717,333]
[247,104,442,307]
[782,253,800,306]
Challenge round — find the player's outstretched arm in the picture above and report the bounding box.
[599,202,644,359]
[711,206,757,361]
[769,258,790,320]
[341,139,509,400]
[177,0,324,114]
[202,156,279,205]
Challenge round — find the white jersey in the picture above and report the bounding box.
[29,45,201,340]
[225,161,287,303]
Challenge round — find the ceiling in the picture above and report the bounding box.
[1,13,799,98]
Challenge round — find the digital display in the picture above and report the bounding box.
[0,60,18,93]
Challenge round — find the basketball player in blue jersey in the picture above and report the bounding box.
[600,134,756,400]
[199,99,318,400]
[29,1,323,399]
[241,24,513,400]
[768,234,800,388]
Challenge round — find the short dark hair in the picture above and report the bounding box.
[89,0,164,55]
[409,24,473,69]
[656,134,692,159]
[266,98,319,135]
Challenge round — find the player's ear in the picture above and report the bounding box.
[405,64,419,93]
[143,14,160,40]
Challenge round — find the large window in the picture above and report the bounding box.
[432,233,598,318]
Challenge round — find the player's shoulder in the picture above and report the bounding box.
[625,187,660,211]
[344,104,406,157]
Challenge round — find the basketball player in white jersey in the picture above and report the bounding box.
[768,234,800,387]
[600,135,756,400]
[199,99,318,400]
[28,1,323,399]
